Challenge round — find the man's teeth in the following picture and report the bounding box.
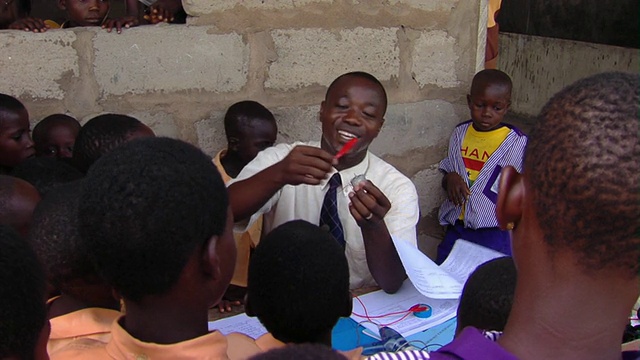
[338,131,358,140]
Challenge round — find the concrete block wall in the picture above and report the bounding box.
[0,0,486,258]
[499,32,640,117]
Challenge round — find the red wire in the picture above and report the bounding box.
[352,294,415,326]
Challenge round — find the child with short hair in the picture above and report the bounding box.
[0,225,49,360]
[33,114,81,159]
[436,69,527,263]
[244,220,358,359]
[52,137,260,359]
[213,100,277,312]
[228,72,419,293]
[28,181,120,355]
[11,157,83,196]
[0,93,35,174]
[72,113,155,173]
[455,257,516,337]
[0,175,41,238]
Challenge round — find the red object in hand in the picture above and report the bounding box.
[334,138,358,160]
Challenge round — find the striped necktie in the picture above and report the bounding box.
[319,173,345,247]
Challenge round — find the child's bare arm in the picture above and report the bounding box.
[7,17,49,32]
[348,181,406,293]
[443,172,470,206]
[228,145,334,222]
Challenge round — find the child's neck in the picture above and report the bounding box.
[121,297,210,344]
[220,151,246,178]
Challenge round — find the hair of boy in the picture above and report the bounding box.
[456,257,517,334]
[325,71,388,114]
[78,137,228,303]
[0,225,46,360]
[223,100,276,139]
[10,157,83,196]
[248,343,347,360]
[0,93,27,124]
[470,69,513,94]
[72,113,148,173]
[247,220,350,344]
[32,114,80,145]
[525,72,639,278]
[29,180,95,292]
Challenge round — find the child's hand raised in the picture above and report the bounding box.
[143,0,181,24]
[8,17,49,32]
[275,145,334,186]
[348,180,391,226]
[444,172,470,206]
[102,16,139,33]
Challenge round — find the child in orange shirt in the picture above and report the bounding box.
[52,137,260,359]
[29,181,121,355]
[213,100,277,312]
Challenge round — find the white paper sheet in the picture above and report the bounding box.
[208,313,268,339]
[350,280,458,339]
[393,237,505,299]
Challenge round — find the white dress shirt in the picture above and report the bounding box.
[230,141,420,288]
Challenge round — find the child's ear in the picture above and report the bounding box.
[496,166,524,230]
[466,94,472,109]
[319,101,326,121]
[57,0,66,10]
[201,235,220,281]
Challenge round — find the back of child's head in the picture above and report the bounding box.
[78,137,230,304]
[0,93,34,170]
[11,157,83,196]
[0,175,41,238]
[247,220,351,344]
[249,343,347,360]
[470,69,513,95]
[32,114,81,159]
[72,113,155,173]
[0,225,48,360]
[455,257,517,336]
[525,72,639,278]
[224,100,276,138]
[223,100,278,164]
[29,180,115,306]
[325,72,388,115]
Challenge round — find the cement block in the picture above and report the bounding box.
[130,111,179,138]
[386,0,457,11]
[93,26,248,96]
[184,0,332,16]
[370,100,461,157]
[0,31,78,100]
[266,28,399,91]
[195,110,226,157]
[272,105,322,144]
[412,30,460,88]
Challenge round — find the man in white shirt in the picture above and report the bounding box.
[228,72,419,292]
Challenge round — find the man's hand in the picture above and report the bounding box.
[348,180,391,226]
[276,145,335,186]
[444,172,470,206]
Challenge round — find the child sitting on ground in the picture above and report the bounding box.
[52,137,260,359]
[32,114,81,159]
[213,100,277,312]
[436,69,527,264]
[0,175,41,238]
[244,220,361,359]
[0,93,35,174]
[72,113,155,173]
[28,181,120,355]
[0,225,49,360]
[455,256,516,338]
